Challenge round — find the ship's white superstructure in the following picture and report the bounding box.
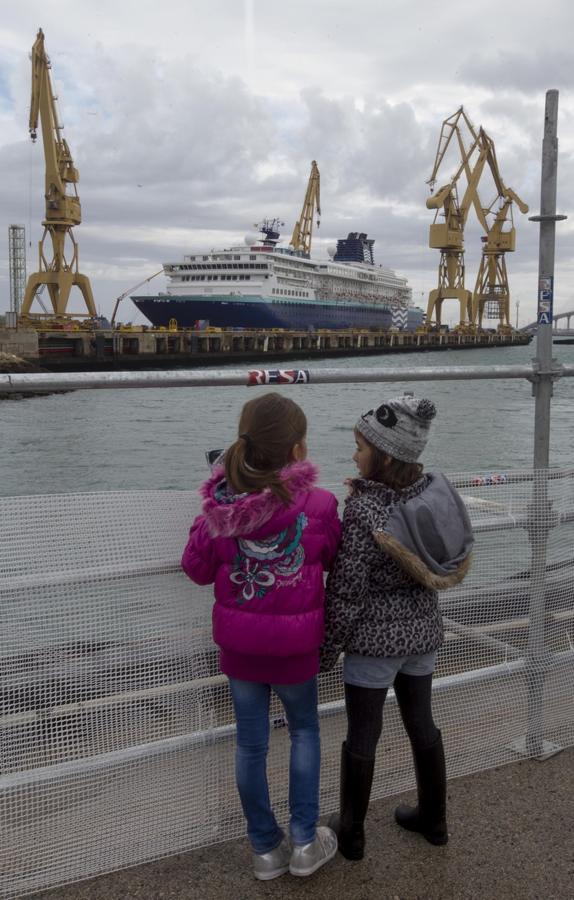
[162,244,412,309]
[132,227,422,331]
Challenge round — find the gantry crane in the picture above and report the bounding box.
[425,108,491,329]
[290,160,321,256]
[20,29,96,320]
[471,130,529,331]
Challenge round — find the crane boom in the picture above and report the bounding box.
[29,29,80,209]
[425,111,493,329]
[427,106,479,191]
[21,29,96,320]
[290,160,321,256]
[426,107,529,333]
[428,127,490,231]
[111,270,164,325]
[471,127,529,330]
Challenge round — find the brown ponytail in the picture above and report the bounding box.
[225,393,307,504]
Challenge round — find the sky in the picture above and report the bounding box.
[0,0,573,326]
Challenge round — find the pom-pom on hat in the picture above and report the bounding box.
[355,395,437,463]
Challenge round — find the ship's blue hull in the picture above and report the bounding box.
[132,294,424,331]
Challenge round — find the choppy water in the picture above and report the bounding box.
[1,343,574,497]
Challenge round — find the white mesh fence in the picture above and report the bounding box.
[1,470,574,898]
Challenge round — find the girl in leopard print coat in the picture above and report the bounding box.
[321,395,473,861]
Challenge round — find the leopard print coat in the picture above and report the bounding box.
[321,474,444,670]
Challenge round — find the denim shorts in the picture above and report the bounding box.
[343,651,437,689]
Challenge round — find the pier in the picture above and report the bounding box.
[30,748,573,900]
[0,324,531,372]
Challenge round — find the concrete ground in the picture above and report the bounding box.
[34,748,574,900]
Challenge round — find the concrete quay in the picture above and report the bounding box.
[34,748,573,900]
[0,329,39,360]
[0,326,531,372]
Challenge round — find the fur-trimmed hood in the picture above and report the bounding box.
[200,459,319,538]
[371,472,474,590]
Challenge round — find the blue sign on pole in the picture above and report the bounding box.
[537,275,554,324]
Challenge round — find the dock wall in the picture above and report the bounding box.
[0,326,531,371]
[0,328,39,359]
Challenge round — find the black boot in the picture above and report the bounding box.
[329,742,375,860]
[394,730,448,845]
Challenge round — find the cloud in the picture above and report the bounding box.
[1,1,573,325]
[460,50,574,93]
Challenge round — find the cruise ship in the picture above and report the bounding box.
[132,222,424,331]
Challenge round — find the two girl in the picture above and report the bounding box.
[182,390,473,878]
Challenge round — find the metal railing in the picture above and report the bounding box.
[2,461,574,900]
[1,361,573,394]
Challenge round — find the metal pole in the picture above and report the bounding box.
[524,90,567,758]
[530,89,565,466]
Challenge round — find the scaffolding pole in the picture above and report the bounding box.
[523,89,568,759]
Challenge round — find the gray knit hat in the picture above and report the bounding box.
[355,395,437,463]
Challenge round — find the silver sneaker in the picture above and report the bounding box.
[252,837,291,881]
[289,825,338,877]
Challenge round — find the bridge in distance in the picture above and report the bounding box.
[522,308,574,341]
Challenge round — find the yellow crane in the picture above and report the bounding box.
[471,130,529,331]
[20,29,96,321]
[290,160,321,257]
[425,108,491,329]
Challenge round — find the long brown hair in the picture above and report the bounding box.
[356,430,423,491]
[225,393,307,504]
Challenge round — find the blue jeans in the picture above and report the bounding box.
[228,677,320,853]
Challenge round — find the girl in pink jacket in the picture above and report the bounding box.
[181,392,341,881]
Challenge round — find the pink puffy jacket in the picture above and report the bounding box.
[181,459,341,683]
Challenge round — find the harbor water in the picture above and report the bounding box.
[1,343,574,497]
